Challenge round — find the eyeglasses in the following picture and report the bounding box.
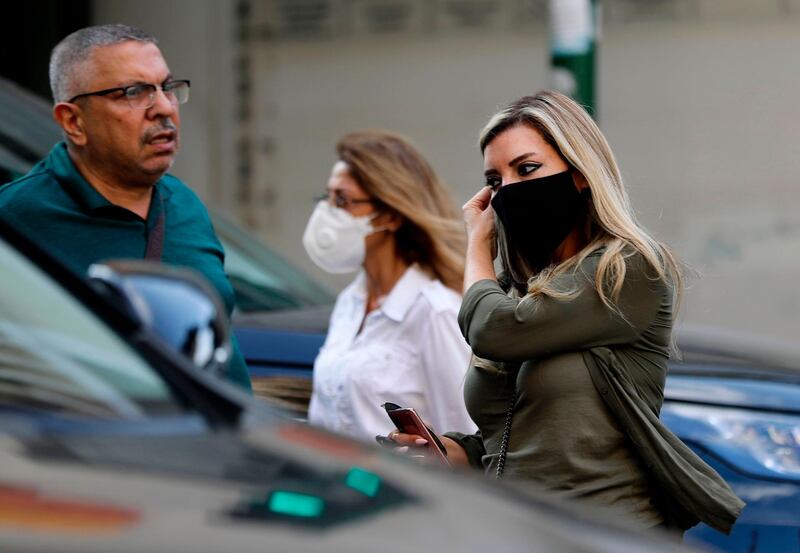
[67,80,191,109]
[315,190,373,210]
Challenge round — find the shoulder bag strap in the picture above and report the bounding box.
[145,191,165,261]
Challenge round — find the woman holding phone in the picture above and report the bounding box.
[387,91,743,535]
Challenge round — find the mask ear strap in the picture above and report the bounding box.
[368,225,391,234]
[366,210,396,234]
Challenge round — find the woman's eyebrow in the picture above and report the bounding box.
[484,152,540,176]
[507,152,538,167]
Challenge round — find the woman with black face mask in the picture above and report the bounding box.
[386,91,743,536]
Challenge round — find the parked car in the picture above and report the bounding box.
[213,213,335,412]
[662,329,800,552]
[0,195,702,553]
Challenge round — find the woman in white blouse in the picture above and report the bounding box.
[303,130,477,443]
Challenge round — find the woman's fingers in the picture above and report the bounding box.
[463,186,492,215]
[463,187,494,226]
[463,186,495,247]
[378,430,454,466]
[387,430,428,447]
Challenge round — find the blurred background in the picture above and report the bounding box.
[2,0,798,341]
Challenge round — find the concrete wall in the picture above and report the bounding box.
[93,1,800,341]
[600,16,800,342]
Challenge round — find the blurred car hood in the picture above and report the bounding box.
[0,418,696,553]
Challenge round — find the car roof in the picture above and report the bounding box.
[0,77,61,166]
[675,323,800,373]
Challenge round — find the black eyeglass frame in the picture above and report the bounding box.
[67,80,191,108]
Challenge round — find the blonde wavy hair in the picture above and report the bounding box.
[479,91,683,313]
[336,131,466,292]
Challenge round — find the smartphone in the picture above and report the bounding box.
[382,402,450,466]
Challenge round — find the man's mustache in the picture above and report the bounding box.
[141,119,178,145]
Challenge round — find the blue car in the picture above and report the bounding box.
[662,330,800,551]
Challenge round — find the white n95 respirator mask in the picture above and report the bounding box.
[302,201,379,274]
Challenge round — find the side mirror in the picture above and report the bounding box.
[88,260,232,376]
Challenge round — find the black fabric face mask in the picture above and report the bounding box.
[491,171,588,274]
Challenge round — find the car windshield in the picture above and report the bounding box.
[0,239,182,420]
[213,213,335,312]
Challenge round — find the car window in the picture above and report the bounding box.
[0,239,183,420]
[213,214,335,312]
[0,166,20,185]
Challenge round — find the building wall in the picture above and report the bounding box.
[93,1,800,341]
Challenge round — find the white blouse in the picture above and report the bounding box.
[308,264,477,443]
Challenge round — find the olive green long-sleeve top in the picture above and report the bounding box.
[446,249,743,533]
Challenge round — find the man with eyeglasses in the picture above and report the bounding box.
[0,24,251,391]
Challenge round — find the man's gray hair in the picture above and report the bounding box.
[49,24,158,103]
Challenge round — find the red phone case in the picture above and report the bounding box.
[385,407,450,466]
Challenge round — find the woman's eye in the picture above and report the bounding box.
[333,193,348,208]
[518,163,541,177]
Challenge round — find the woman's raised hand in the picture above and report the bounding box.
[462,186,495,248]
[462,186,498,290]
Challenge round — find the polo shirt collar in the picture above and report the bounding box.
[49,142,113,212]
[48,141,166,225]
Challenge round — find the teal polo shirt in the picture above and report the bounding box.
[0,142,251,391]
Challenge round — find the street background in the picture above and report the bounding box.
[3,0,799,341]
